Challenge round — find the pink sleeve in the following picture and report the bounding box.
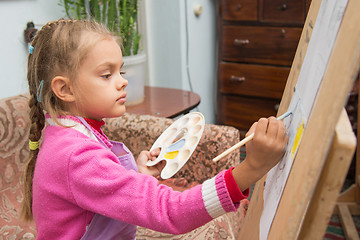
[67,139,239,234]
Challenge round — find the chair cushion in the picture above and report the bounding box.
[0,94,37,239]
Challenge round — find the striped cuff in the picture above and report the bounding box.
[202,171,237,219]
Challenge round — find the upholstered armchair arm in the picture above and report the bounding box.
[103,113,242,184]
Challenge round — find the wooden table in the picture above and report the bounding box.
[126,86,201,118]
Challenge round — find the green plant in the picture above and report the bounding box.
[59,0,141,56]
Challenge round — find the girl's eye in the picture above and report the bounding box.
[120,71,126,76]
[102,74,111,79]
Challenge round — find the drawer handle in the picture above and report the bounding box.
[230,75,245,83]
[281,4,288,10]
[233,39,250,47]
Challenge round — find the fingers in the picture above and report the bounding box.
[253,118,268,139]
[265,117,279,139]
[253,116,287,144]
[276,119,287,141]
[150,148,161,156]
[246,122,257,137]
[150,148,161,161]
[137,150,165,177]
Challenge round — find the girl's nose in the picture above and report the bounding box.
[116,75,128,90]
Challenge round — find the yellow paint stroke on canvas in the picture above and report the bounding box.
[291,122,304,159]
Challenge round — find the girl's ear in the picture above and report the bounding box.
[51,76,75,102]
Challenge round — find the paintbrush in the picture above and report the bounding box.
[212,111,292,162]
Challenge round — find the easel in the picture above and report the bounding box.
[237,0,360,239]
[335,73,360,240]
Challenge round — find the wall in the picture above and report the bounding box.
[0,0,64,99]
[144,0,217,123]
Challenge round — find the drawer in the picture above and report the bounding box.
[222,25,302,66]
[218,62,289,99]
[262,0,306,24]
[217,94,280,131]
[222,0,258,21]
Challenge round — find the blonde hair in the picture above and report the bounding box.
[22,19,117,221]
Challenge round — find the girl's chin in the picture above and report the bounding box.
[113,108,126,118]
[99,105,126,119]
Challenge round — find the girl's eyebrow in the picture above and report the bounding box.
[96,61,124,70]
[96,62,113,69]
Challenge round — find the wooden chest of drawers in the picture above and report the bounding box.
[216,0,311,135]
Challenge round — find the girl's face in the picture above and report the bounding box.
[73,37,128,120]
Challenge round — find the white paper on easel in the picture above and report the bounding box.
[259,0,349,239]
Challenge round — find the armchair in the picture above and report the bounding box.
[0,94,247,239]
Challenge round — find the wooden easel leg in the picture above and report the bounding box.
[337,203,360,240]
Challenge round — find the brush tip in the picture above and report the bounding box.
[277,111,292,120]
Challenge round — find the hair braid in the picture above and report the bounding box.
[21,24,47,221]
[22,96,45,221]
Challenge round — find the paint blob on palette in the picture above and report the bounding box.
[146,112,205,179]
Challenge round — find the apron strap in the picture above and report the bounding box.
[76,116,110,149]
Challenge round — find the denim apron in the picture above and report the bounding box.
[77,117,138,240]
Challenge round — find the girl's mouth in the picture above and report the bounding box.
[117,94,127,103]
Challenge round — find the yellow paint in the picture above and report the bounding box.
[291,122,304,157]
[164,150,179,159]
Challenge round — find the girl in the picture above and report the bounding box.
[22,19,288,239]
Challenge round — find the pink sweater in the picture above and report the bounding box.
[32,117,244,239]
